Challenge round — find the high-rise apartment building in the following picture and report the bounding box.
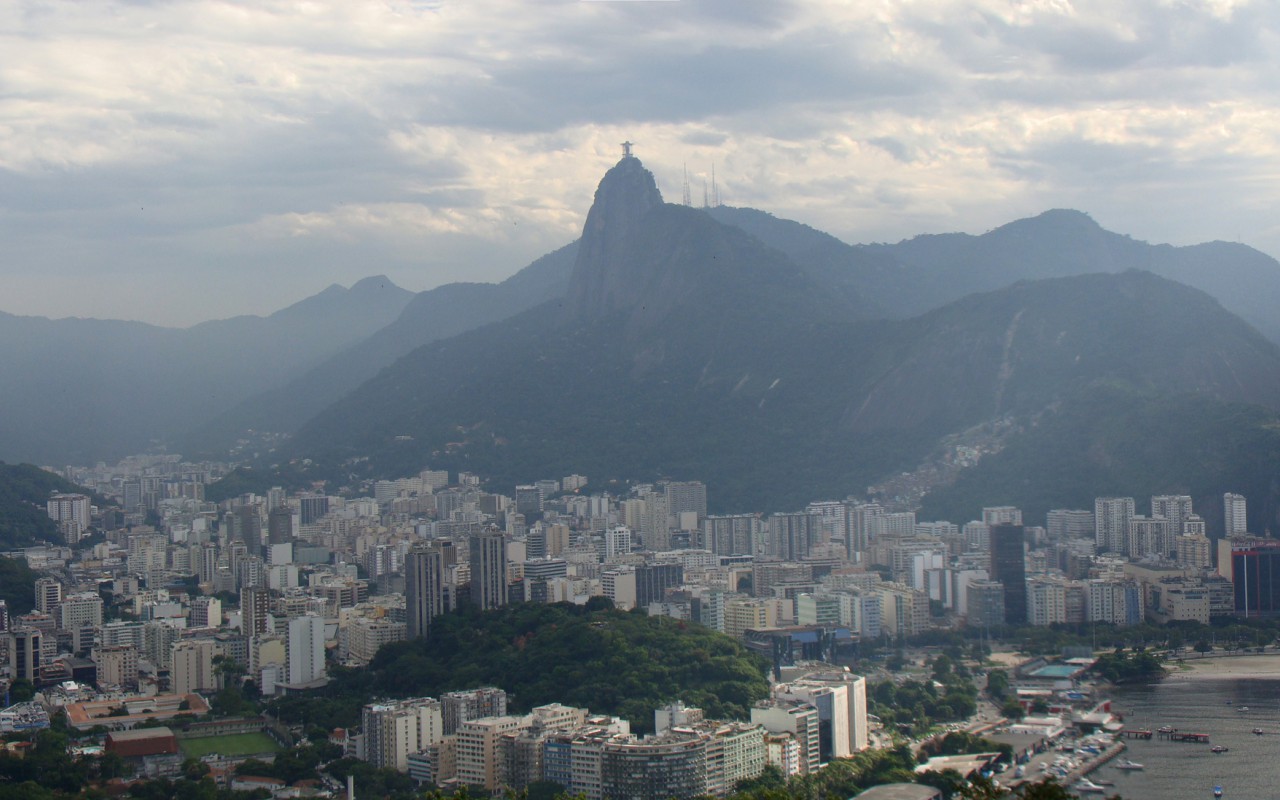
[406,546,445,639]
[1225,493,1248,537]
[442,687,508,735]
[287,614,326,686]
[514,486,544,516]
[171,639,217,695]
[47,493,91,543]
[1046,509,1094,541]
[299,495,330,525]
[604,526,632,561]
[751,702,821,775]
[34,577,63,615]
[982,506,1022,526]
[1227,540,1280,617]
[989,524,1026,625]
[767,513,819,561]
[1152,495,1195,536]
[267,505,295,545]
[457,715,530,791]
[1094,497,1135,554]
[190,596,222,629]
[1026,578,1067,626]
[635,563,684,608]
[966,580,1005,628]
[665,481,708,522]
[469,530,508,611]
[344,616,406,663]
[7,627,42,681]
[58,592,103,630]
[93,644,139,690]
[363,698,444,771]
[241,587,271,637]
[703,515,757,557]
[599,732,708,800]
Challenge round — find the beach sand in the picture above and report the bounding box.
[1166,652,1280,680]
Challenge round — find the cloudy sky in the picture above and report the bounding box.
[3,0,1279,326]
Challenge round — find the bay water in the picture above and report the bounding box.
[1096,677,1280,800]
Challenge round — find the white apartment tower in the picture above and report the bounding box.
[286,614,326,686]
[1225,493,1248,537]
[604,526,632,562]
[171,639,217,695]
[1094,497,1135,554]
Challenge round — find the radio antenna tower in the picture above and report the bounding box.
[682,164,692,207]
[702,177,710,209]
[711,163,721,208]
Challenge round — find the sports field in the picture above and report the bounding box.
[178,731,282,759]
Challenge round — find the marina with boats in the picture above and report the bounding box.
[964,653,1280,798]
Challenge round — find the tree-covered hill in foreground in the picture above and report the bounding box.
[0,462,90,549]
[271,602,770,734]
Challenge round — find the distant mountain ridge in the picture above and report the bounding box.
[708,206,1280,343]
[0,276,414,464]
[9,150,1280,504]
[185,241,579,451]
[273,158,1280,514]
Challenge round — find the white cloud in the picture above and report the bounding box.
[1,0,1279,324]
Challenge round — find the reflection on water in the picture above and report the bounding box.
[1098,677,1280,800]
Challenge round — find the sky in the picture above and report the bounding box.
[3,0,1279,327]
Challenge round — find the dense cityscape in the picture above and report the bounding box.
[6,5,1280,800]
[2,451,1274,799]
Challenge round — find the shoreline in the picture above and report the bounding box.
[1162,652,1280,681]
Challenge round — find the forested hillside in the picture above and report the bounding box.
[0,462,89,549]
[270,602,770,734]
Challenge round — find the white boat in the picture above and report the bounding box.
[1073,779,1107,794]
[1115,759,1144,770]
[1238,706,1249,712]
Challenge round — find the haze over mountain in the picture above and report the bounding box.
[274,157,1280,516]
[0,276,413,464]
[710,206,1280,343]
[186,242,578,451]
[9,151,1280,527]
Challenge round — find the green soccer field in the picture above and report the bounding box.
[178,731,282,759]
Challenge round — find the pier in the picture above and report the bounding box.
[1156,730,1211,743]
[1073,742,1127,781]
[1119,729,1152,740]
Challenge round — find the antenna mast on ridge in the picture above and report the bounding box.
[682,164,692,207]
[711,163,721,208]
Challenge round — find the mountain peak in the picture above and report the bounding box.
[569,157,665,318]
[580,157,663,255]
[350,274,400,292]
[991,208,1102,237]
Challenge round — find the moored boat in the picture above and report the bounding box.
[1115,759,1144,770]
[1073,779,1106,794]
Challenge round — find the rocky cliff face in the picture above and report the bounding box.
[569,156,665,319]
